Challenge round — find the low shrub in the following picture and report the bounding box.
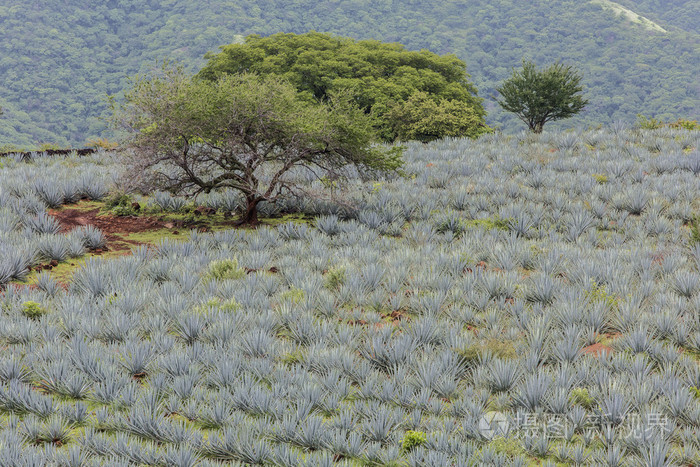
[569,387,594,409]
[204,258,245,282]
[401,431,427,452]
[21,301,47,319]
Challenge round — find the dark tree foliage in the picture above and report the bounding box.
[198,32,489,142]
[114,66,402,225]
[497,61,588,133]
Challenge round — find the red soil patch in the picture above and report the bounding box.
[49,206,168,253]
[582,342,613,357]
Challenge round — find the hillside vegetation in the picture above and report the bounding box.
[0,0,698,147]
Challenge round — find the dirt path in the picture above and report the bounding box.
[50,206,168,253]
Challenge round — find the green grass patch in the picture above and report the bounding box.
[203,258,246,282]
[463,216,511,231]
[486,436,525,458]
[324,266,346,290]
[280,350,306,366]
[260,212,314,226]
[278,287,306,304]
[19,259,86,284]
[15,254,122,285]
[458,339,519,362]
[56,199,105,212]
[193,297,242,314]
[112,228,185,245]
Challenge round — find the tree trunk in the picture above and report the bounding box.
[237,195,259,226]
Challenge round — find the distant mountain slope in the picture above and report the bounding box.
[591,0,667,33]
[0,0,697,146]
[613,0,699,33]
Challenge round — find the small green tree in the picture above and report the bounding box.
[497,60,588,133]
[113,65,402,225]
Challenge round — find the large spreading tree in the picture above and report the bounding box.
[497,60,588,133]
[197,32,490,142]
[114,66,402,225]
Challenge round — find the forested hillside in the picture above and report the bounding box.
[0,0,697,147]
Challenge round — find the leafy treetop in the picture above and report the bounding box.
[198,32,489,142]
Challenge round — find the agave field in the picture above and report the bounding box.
[1,127,700,466]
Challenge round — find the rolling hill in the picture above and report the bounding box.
[0,0,697,147]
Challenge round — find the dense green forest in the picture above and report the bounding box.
[0,0,697,147]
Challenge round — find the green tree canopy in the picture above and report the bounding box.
[198,32,489,142]
[114,66,402,224]
[387,91,490,143]
[497,60,588,133]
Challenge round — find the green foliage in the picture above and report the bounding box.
[497,60,588,133]
[592,173,608,184]
[637,114,665,130]
[586,281,619,309]
[104,192,138,216]
[688,386,700,401]
[459,339,518,362]
[204,259,245,282]
[464,216,511,231]
[569,387,595,409]
[105,193,131,210]
[487,436,525,458]
[279,287,306,304]
[434,214,465,237]
[198,32,487,142]
[401,431,427,452]
[194,297,241,313]
[110,205,137,216]
[669,119,700,131]
[280,350,305,366]
[435,214,510,236]
[690,215,700,245]
[86,137,118,150]
[21,301,47,319]
[116,65,402,224]
[638,114,700,131]
[37,142,67,151]
[387,91,491,142]
[0,144,22,155]
[324,267,346,291]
